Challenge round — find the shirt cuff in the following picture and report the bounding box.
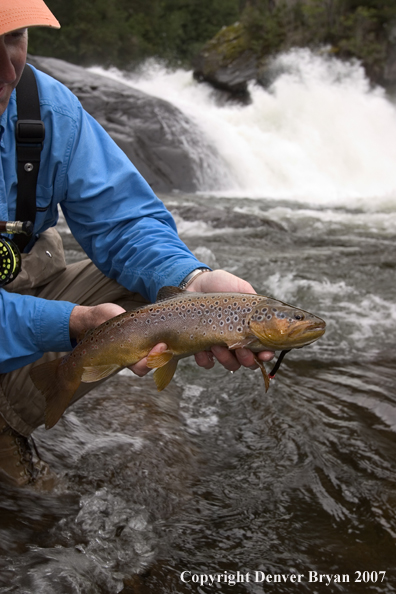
[35,299,77,353]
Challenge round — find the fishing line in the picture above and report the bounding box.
[269,349,290,379]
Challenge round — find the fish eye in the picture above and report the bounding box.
[294,313,304,321]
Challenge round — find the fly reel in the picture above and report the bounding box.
[0,220,33,287]
[0,236,21,287]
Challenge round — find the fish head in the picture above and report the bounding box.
[248,298,326,351]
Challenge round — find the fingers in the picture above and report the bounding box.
[234,347,259,370]
[129,343,168,377]
[254,350,275,363]
[197,346,275,373]
[211,345,242,372]
[130,343,275,379]
[194,351,215,369]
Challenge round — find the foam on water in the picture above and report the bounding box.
[262,272,396,357]
[240,203,396,234]
[179,384,219,435]
[91,50,396,211]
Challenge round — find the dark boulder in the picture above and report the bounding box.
[192,22,257,103]
[28,55,221,193]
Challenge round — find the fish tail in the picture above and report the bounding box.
[30,358,81,429]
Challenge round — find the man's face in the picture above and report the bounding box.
[0,28,27,116]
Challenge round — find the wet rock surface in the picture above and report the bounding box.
[28,55,219,193]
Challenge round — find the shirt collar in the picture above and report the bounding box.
[0,91,17,149]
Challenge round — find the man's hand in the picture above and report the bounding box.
[187,269,275,372]
[69,303,126,339]
[69,303,168,377]
[186,269,255,294]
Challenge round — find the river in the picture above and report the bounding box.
[1,50,396,593]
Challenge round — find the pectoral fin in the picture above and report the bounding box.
[81,364,121,383]
[153,358,178,391]
[253,354,270,392]
[226,336,259,350]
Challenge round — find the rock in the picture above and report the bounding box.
[192,22,257,102]
[27,55,221,193]
[193,11,396,98]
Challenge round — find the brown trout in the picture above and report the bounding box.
[30,287,326,429]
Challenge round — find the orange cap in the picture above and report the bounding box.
[0,0,60,36]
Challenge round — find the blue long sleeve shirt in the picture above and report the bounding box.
[0,65,207,373]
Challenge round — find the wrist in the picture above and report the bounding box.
[179,267,210,290]
[69,305,90,339]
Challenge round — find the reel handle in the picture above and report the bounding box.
[0,220,33,236]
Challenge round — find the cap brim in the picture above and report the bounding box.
[0,0,60,36]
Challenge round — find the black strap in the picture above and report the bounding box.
[14,65,45,251]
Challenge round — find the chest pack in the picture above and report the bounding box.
[0,65,44,286]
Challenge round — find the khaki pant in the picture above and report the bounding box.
[0,228,148,436]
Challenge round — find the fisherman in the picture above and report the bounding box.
[0,0,274,487]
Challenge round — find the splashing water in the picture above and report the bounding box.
[91,49,396,209]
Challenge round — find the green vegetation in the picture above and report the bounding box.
[28,0,241,68]
[238,0,396,83]
[28,0,396,83]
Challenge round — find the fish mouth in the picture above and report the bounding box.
[257,319,326,350]
[286,320,326,347]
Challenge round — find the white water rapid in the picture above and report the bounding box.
[91,49,396,211]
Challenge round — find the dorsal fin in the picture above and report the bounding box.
[156,285,184,302]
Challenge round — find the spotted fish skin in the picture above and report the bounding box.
[30,287,326,428]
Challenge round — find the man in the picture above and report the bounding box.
[0,0,274,487]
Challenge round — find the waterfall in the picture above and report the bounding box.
[91,49,396,210]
